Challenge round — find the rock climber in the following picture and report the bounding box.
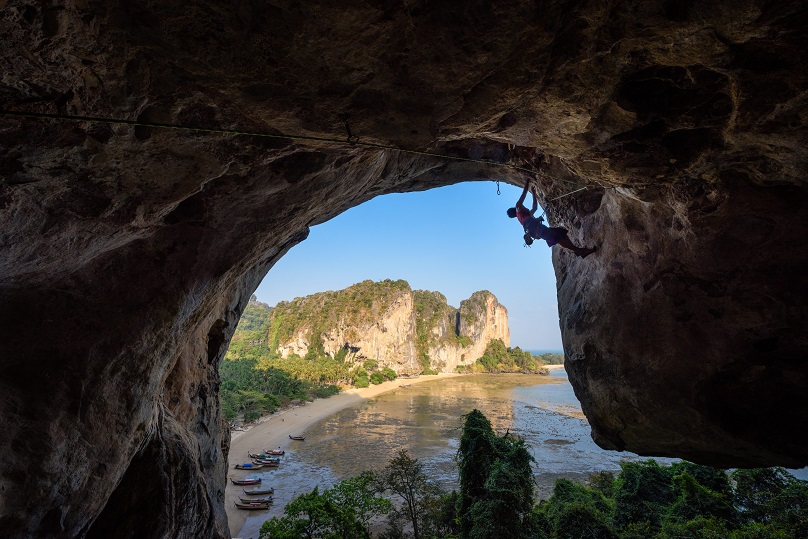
[507,181,596,258]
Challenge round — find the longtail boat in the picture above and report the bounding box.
[230,477,261,486]
[234,501,269,510]
[239,496,273,504]
[249,452,281,460]
[235,463,263,470]
[243,486,274,495]
[289,435,305,441]
[265,449,285,456]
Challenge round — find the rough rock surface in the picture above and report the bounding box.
[0,1,806,537]
[273,282,509,373]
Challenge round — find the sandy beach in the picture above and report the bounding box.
[226,372,462,536]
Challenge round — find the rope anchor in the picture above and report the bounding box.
[342,119,359,145]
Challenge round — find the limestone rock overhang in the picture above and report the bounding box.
[0,1,806,537]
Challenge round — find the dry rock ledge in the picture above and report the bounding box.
[0,2,806,538]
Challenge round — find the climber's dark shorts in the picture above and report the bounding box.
[525,218,568,247]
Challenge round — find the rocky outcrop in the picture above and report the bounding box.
[0,1,806,537]
[272,281,509,373]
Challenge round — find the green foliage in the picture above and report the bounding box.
[526,460,808,539]
[354,375,369,388]
[370,372,385,385]
[536,352,564,365]
[554,502,618,539]
[731,467,808,536]
[381,367,397,381]
[456,409,535,539]
[252,409,808,539]
[413,289,459,372]
[259,473,391,539]
[375,450,447,539]
[612,460,676,531]
[363,359,379,372]
[659,515,732,539]
[224,300,274,362]
[219,358,340,423]
[588,471,616,499]
[664,471,737,525]
[533,479,614,538]
[470,340,548,374]
[333,347,349,363]
[268,279,411,355]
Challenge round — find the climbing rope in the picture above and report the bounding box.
[537,185,589,219]
[0,109,577,183]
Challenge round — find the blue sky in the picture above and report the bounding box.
[254,181,563,350]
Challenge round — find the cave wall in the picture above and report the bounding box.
[0,1,806,537]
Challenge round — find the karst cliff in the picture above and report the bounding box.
[264,280,509,373]
[1,1,806,538]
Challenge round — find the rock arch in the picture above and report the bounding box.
[1,1,806,537]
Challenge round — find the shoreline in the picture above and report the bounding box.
[225,372,462,536]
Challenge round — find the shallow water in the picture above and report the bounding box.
[236,370,808,537]
[236,370,676,538]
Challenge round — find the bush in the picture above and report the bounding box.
[370,372,385,385]
[310,384,341,399]
[354,376,370,388]
[381,367,397,381]
[555,502,618,539]
[364,359,379,371]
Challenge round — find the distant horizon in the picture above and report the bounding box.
[253,182,565,350]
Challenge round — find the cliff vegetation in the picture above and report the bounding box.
[221,283,547,422]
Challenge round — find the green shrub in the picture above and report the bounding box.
[364,359,379,371]
[370,372,385,385]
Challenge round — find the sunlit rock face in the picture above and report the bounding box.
[0,1,805,537]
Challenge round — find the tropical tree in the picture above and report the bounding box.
[376,449,444,539]
[456,409,535,539]
[611,460,675,532]
[259,475,391,539]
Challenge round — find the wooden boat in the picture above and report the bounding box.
[254,459,279,467]
[289,435,305,441]
[249,452,281,460]
[235,463,263,470]
[230,477,261,486]
[244,486,274,495]
[265,449,285,456]
[239,496,273,504]
[234,501,269,510]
